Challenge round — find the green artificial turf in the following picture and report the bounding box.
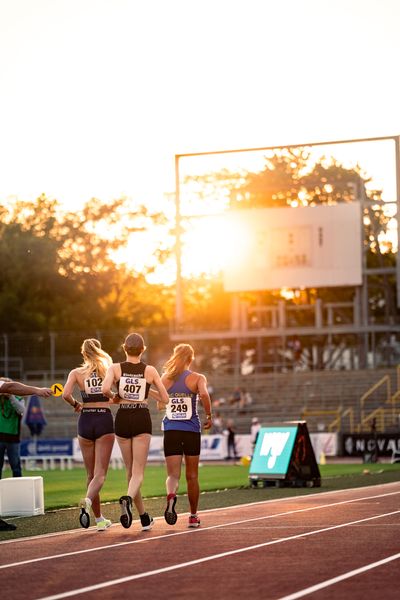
[12,462,400,510]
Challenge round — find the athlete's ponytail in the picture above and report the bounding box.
[80,338,112,378]
[163,344,194,381]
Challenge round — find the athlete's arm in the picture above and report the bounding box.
[101,364,120,402]
[147,367,170,406]
[62,370,82,412]
[0,380,53,398]
[148,388,160,400]
[148,387,165,411]
[197,374,212,430]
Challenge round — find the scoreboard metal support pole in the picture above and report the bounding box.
[175,154,183,326]
[395,136,400,308]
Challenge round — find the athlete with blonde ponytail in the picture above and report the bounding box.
[156,343,212,528]
[63,338,114,531]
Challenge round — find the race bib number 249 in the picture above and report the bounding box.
[166,396,192,420]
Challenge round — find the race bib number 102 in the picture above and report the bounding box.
[166,396,193,420]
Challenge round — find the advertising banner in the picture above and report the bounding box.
[21,439,73,457]
[342,433,400,457]
[249,422,321,486]
[310,432,339,460]
[73,435,251,462]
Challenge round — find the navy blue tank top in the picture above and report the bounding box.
[162,370,200,432]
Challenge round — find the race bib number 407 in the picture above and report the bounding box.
[166,396,193,420]
[119,377,146,401]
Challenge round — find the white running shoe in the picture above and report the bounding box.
[96,518,112,531]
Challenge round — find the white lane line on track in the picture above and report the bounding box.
[1,489,399,571]
[0,481,399,546]
[1,480,399,546]
[277,552,400,600]
[35,510,400,600]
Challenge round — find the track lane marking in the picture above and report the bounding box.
[1,489,399,570]
[34,510,400,600]
[277,552,400,599]
[1,481,399,546]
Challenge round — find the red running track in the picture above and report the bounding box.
[0,481,399,600]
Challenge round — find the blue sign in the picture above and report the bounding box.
[250,426,298,478]
[20,438,73,457]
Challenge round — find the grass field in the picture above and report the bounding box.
[0,462,399,540]
[17,462,400,510]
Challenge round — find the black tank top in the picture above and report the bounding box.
[118,361,150,401]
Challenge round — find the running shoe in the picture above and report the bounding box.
[164,493,178,525]
[188,515,200,528]
[119,495,133,529]
[96,518,112,532]
[79,498,91,529]
[140,512,154,531]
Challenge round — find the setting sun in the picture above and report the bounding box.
[181,214,252,278]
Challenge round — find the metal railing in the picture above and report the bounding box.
[359,375,391,425]
[328,407,355,433]
[301,408,342,432]
[357,365,400,432]
[357,407,399,433]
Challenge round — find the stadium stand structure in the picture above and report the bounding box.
[20,367,400,440]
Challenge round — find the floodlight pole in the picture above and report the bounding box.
[175,154,184,326]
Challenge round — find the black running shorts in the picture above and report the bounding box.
[115,407,152,438]
[78,408,114,441]
[163,430,201,457]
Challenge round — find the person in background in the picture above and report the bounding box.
[63,338,115,532]
[102,332,169,531]
[230,387,242,407]
[211,410,224,434]
[240,389,253,409]
[152,343,212,528]
[225,418,238,460]
[0,378,52,532]
[0,377,25,479]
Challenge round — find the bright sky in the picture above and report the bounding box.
[1,0,400,279]
[1,0,399,203]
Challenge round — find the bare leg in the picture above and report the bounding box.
[116,436,146,515]
[127,434,151,500]
[78,436,96,512]
[117,434,151,501]
[165,455,182,496]
[133,491,145,516]
[87,434,114,518]
[164,454,182,525]
[185,455,200,515]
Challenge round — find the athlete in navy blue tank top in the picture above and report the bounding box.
[154,344,212,529]
[162,369,201,433]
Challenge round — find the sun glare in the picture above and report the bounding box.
[181,214,251,278]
